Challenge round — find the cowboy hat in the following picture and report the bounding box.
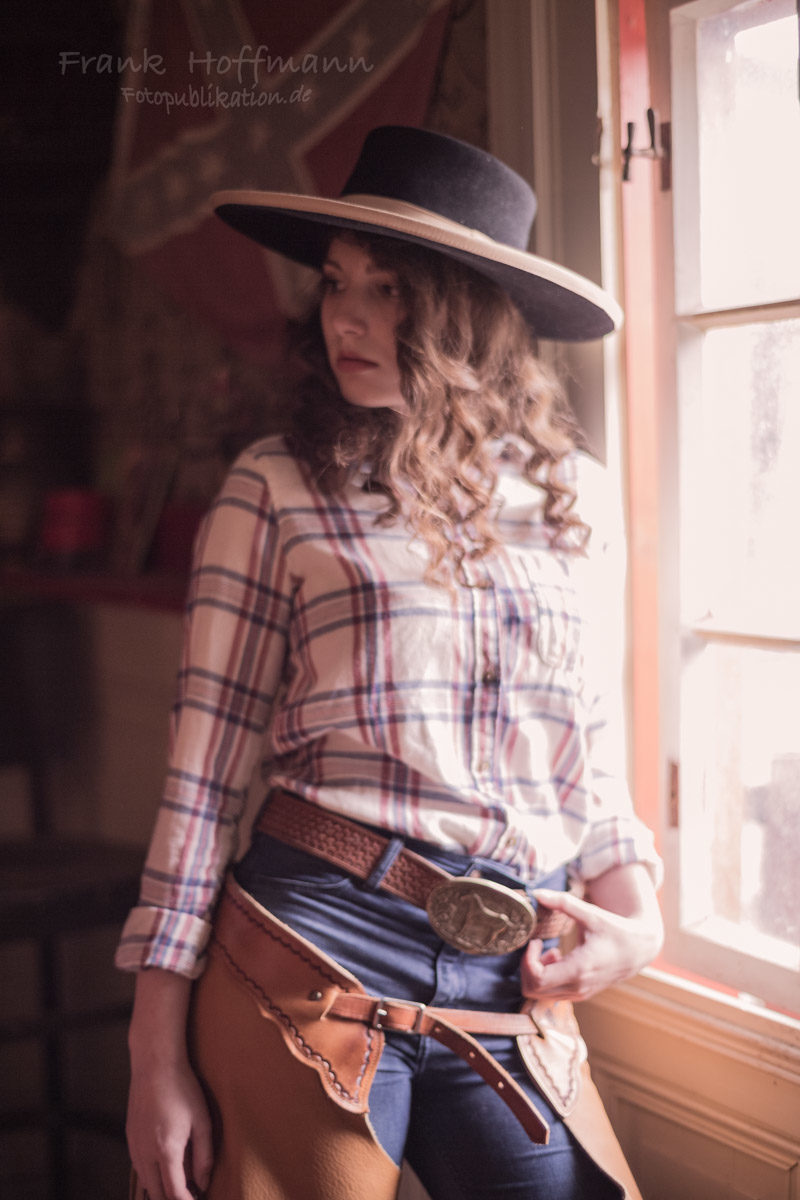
[212,125,622,342]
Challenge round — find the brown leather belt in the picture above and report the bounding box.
[256,790,571,954]
[328,993,553,1142]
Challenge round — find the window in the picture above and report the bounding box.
[663,0,800,1013]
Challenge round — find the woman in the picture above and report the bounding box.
[117,126,663,1200]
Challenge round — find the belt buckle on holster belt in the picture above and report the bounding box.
[426,876,536,955]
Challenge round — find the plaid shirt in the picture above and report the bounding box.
[116,435,661,977]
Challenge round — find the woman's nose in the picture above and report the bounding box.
[329,289,368,334]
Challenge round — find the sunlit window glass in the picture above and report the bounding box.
[695,4,800,308]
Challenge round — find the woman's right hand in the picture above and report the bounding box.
[126,969,214,1200]
[127,1057,213,1200]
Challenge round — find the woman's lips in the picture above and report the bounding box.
[336,354,378,373]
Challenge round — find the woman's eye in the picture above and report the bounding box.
[321,275,342,293]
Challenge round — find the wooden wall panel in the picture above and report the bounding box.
[580,977,800,1200]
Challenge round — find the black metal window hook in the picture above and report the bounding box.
[622,107,671,188]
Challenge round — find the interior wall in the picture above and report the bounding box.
[0,6,490,1197]
[487,0,609,460]
[550,0,608,460]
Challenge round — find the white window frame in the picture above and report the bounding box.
[487,0,800,1021]
[661,0,800,1015]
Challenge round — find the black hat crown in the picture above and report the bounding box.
[340,126,538,252]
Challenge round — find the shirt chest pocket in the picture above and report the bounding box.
[530,579,582,673]
[511,553,584,675]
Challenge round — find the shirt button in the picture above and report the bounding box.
[482,667,500,685]
[477,760,490,774]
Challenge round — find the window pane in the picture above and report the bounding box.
[682,639,799,958]
[669,0,800,1010]
[695,2,800,308]
[681,319,800,638]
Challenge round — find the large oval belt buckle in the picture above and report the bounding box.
[426,877,536,955]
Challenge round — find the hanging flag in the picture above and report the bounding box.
[107,0,452,357]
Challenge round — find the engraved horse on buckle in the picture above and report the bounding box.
[426,877,536,955]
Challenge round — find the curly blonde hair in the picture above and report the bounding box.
[287,232,589,583]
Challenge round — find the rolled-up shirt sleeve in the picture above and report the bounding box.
[115,449,292,977]
[575,680,663,888]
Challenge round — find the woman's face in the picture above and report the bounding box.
[320,237,407,413]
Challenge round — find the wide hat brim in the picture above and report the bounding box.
[212,190,622,342]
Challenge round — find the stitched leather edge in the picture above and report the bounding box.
[208,882,381,1108]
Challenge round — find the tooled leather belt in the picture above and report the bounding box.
[255,790,571,955]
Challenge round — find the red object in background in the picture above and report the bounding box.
[38,488,113,568]
[108,0,452,358]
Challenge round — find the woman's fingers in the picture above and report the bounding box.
[161,1148,198,1200]
[521,938,588,999]
[189,1118,214,1194]
[523,885,661,1003]
[540,946,562,966]
[135,1142,193,1200]
[137,1164,165,1200]
[127,1063,213,1200]
[532,887,603,932]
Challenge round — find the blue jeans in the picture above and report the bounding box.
[233,830,620,1200]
